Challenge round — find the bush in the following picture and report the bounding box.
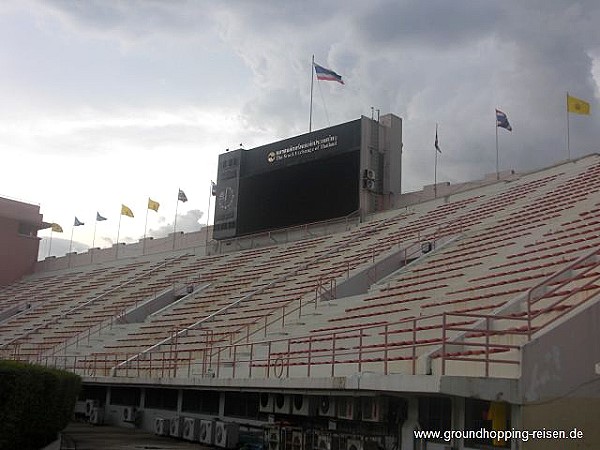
[0,360,81,450]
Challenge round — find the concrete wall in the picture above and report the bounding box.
[520,298,600,449]
[522,398,599,450]
[35,228,211,273]
[396,170,518,209]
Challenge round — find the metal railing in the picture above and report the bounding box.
[104,246,600,380]
[19,225,600,381]
[525,247,600,340]
[62,312,503,379]
[110,208,428,374]
[33,254,600,381]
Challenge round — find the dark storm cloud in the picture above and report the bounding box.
[27,1,600,191]
[38,0,211,41]
[218,0,600,182]
[356,0,504,49]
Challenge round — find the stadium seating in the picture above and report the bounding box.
[1,155,600,384]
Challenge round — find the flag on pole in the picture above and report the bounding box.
[51,223,63,233]
[435,126,441,153]
[178,189,188,203]
[314,63,344,84]
[496,109,512,131]
[96,212,107,221]
[567,94,591,115]
[74,217,84,226]
[121,204,134,218]
[148,198,160,212]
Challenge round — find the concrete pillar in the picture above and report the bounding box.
[104,387,112,425]
[511,404,521,450]
[177,389,183,414]
[218,391,225,419]
[401,396,419,450]
[453,396,465,450]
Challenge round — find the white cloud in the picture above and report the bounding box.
[148,209,204,238]
[38,237,89,259]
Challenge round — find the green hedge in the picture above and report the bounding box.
[0,360,81,450]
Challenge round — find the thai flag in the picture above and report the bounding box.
[314,63,344,84]
[495,109,512,131]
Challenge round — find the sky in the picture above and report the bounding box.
[0,1,599,259]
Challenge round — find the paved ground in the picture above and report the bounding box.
[61,422,206,450]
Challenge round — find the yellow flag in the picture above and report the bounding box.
[567,94,591,115]
[148,198,160,212]
[51,223,63,233]
[121,204,134,218]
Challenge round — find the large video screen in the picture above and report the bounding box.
[213,119,362,239]
[236,150,360,235]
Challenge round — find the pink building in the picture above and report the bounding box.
[0,196,48,286]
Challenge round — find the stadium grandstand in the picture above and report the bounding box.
[1,115,599,450]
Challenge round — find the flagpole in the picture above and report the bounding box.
[309,55,315,133]
[566,92,571,160]
[173,190,180,250]
[205,183,212,247]
[143,201,149,255]
[434,123,438,198]
[68,225,74,254]
[91,219,98,264]
[48,229,53,258]
[92,219,98,249]
[495,118,500,180]
[116,212,122,259]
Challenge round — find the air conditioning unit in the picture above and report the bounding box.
[259,393,274,413]
[154,418,170,436]
[122,406,137,422]
[199,419,215,445]
[318,396,336,417]
[291,395,315,416]
[274,393,292,414]
[85,399,99,417]
[170,416,183,438]
[316,433,331,450]
[361,397,387,422]
[265,426,281,450]
[183,417,200,441]
[346,439,363,450]
[89,406,104,425]
[215,421,240,449]
[336,397,357,420]
[292,394,311,416]
[291,430,304,450]
[363,169,375,180]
